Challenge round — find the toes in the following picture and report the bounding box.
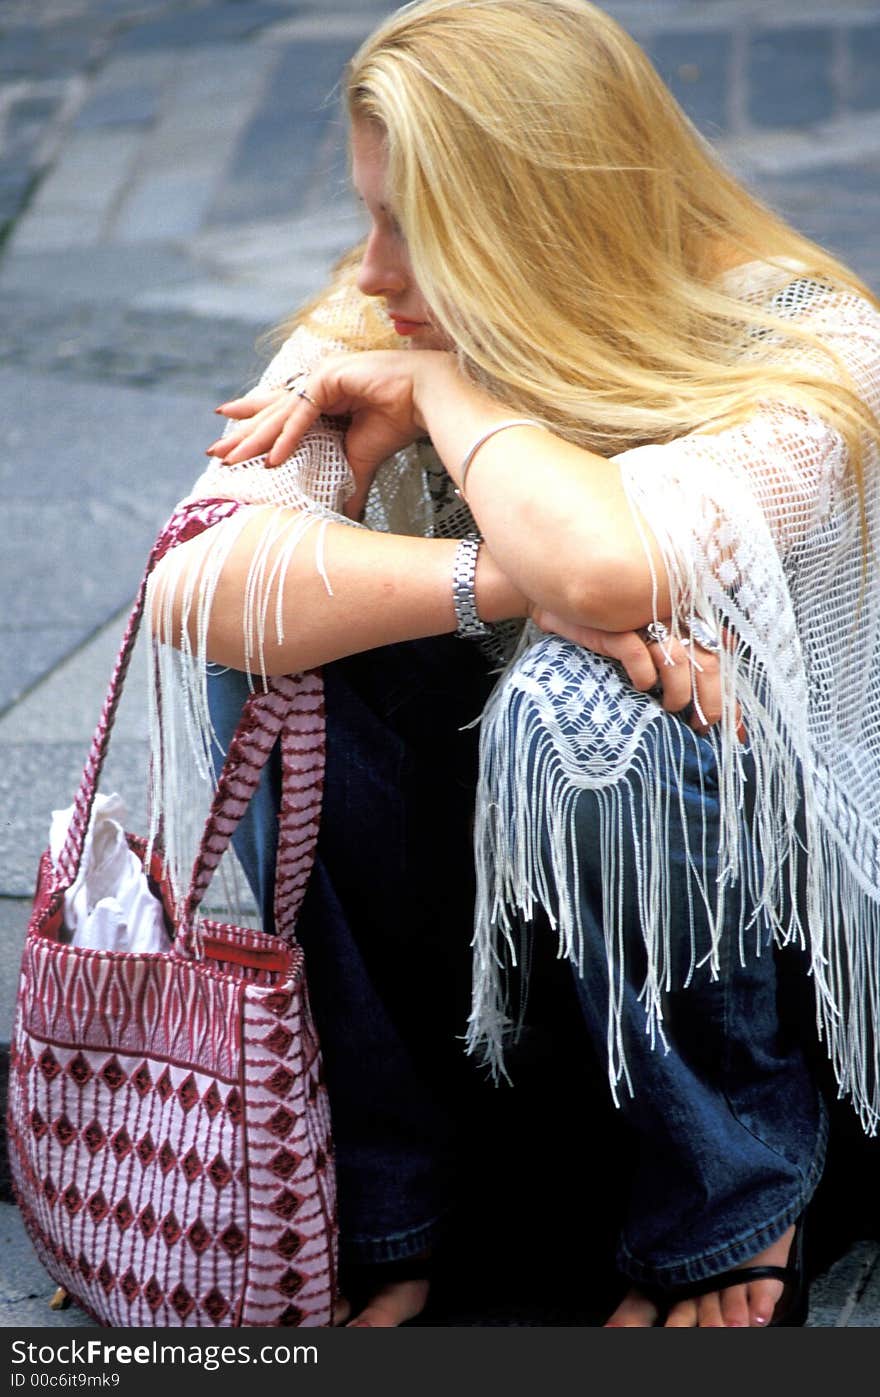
[604,1288,661,1327]
[748,1278,784,1328]
[664,1298,700,1327]
[345,1278,430,1329]
[332,1294,353,1326]
[720,1283,751,1328]
[694,1291,725,1328]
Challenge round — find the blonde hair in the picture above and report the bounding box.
[288,0,878,507]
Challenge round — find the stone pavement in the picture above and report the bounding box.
[1,0,880,1328]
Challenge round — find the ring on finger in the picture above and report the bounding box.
[284,374,319,407]
[687,618,722,653]
[637,620,670,647]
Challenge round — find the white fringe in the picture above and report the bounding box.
[468,467,880,1134]
[145,506,334,932]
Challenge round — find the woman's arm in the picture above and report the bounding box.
[414,356,670,632]
[211,351,670,633]
[151,507,527,674]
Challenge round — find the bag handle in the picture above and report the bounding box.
[52,501,324,950]
[177,670,324,951]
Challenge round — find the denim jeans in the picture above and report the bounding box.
[208,635,826,1286]
[513,636,827,1288]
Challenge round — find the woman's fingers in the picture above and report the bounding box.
[207,396,318,467]
[215,393,280,420]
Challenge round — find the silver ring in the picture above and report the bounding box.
[296,387,319,409]
[638,620,670,646]
[688,618,722,653]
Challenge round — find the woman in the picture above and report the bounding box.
[148,0,880,1327]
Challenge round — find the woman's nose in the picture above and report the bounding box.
[356,229,407,298]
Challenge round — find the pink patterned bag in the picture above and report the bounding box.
[6,505,337,1327]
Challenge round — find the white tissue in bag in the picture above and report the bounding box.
[49,793,171,952]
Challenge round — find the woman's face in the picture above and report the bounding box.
[351,119,450,350]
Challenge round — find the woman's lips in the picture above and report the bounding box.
[390,317,425,335]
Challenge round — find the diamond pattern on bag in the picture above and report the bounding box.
[181,1146,203,1183]
[268,1148,302,1181]
[62,1183,83,1216]
[97,1261,115,1294]
[144,1276,163,1313]
[268,1188,302,1221]
[207,1153,232,1190]
[158,1140,177,1174]
[275,1229,302,1261]
[138,1204,157,1239]
[170,1283,195,1320]
[225,1086,243,1124]
[82,1120,106,1156]
[278,1269,304,1298]
[155,1067,173,1102]
[131,1062,152,1097]
[52,1114,76,1148]
[67,1052,94,1087]
[77,1253,93,1282]
[202,1288,230,1324]
[100,1056,127,1091]
[263,989,293,1017]
[266,1065,296,1098]
[29,1106,48,1139]
[110,1126,132,1162]
[278,1305,304,1326]
[120,1269,140,1303]
[43,1176,57,1205]
[264,1025,294,1057]
[218,1223,246,1258]
[38,1047,61,1081]
[266,1105,296,1139]
[176,1073,199,1112]
[186,1218,212,1255]
[136,1131,156,1167]
[87,1189,109,1224]
[161,1211,182,1246]
[113,1197,134,1231]
[202,1081,222,1118]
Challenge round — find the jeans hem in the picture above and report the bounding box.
[617,1105,828,1289]
[340,1209,448,1266]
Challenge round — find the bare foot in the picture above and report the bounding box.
[344,1277,430,1328]
[336,1252,431,1328]
[604,1224,796,1328]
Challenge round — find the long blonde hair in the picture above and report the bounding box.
[337,0,878,469]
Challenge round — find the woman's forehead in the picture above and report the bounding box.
[351,120,389,204]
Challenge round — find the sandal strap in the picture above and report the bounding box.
[655,1263,797,1304]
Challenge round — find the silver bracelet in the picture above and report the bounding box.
[452,536,491,637]
[456,418,543,503]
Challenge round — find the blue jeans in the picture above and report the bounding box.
[208,636,826,1286]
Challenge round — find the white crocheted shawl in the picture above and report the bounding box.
[149,264,880,1132]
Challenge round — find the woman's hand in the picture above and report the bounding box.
[530,609,743,739]
[207,350,451,520]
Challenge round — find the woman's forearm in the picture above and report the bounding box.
[415,357,671,630]
[150,508,526,674]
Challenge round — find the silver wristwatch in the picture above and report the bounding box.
[452,536,491,637]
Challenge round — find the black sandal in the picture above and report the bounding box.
[641,1216,809,1327]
